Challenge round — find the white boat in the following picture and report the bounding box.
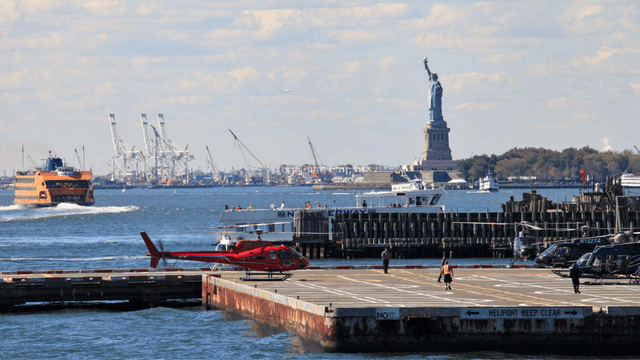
[621,172,640,188]
[217,177,445,247]
[478,170,499,192]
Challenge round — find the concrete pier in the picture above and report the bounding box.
[204,267,640,355]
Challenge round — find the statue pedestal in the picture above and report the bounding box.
[403,121,459,186]
[421,122,452,162]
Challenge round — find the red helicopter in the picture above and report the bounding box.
[141,231,309,281]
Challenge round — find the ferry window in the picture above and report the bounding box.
[430,195,440,205]
[408,198,415,205]
[269,224,275,233]
[269,250,276,260]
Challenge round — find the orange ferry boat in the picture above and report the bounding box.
[14,154,95,207]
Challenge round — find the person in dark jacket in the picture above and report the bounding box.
[381,248,390,274]
[437,254,446,282]
[570,264,581,294]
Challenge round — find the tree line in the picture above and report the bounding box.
[457,147,640,182]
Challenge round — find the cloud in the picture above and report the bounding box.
[414,33,537,53]
[444,72,513,94]
[631,83,640,97]
[131,57,171,67]
[455,102,500,111]
[482,51,528,64]
[82,0,127,16]
[602,137,612,152]
[0,1,20,25]
[560,3,636,35]
[24,32,65,50]
[335,61,362,74]
[348,117,375,127]
[328,29,387,43]
[424,3,474,28]
[525,113,596,130]
[228,66,258,82]
[568,46,640,68]
[378,56,395,71]
[95,82,117,95]
[375,98,417,108]
[243,9,302,40]
[0,68,29,87]
[546,97,568,111]
[166,95,212,105]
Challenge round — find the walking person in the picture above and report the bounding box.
[437,253,446,282]
[381,248,390,274]
[570,264,581,294]
[441,260,453,290]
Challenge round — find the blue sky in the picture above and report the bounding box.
[1,1,639,175]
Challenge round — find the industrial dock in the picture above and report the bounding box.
[5,266,640,355]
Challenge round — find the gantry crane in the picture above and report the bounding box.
[306,136,331,183]
[205,145,222,183]
[228,129,268,184]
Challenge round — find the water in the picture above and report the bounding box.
[0,187,582,359]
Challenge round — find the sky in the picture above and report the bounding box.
[1,0,639,176]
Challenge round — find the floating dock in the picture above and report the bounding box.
[204,267,640,355]
[0,268,214,311]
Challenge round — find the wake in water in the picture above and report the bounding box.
[0,255,146,262]
[0,203,140,222]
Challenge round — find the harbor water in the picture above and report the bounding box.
[0,186,590,359]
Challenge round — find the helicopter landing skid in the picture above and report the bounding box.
[552,270,569,278]
[240,271,293,281]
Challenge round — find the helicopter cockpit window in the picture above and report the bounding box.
[290,248,303,259]
[539,244,556,257]
[269,250,276,260]
[278,250,293,260]
[576,253,591,267]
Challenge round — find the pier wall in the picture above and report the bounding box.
[203,275,640,355]
[202,275,336,348]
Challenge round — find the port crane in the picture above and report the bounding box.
[74,147,85,171]
[307,136,331,183]
[108,114,145,182]
[205,145,223,183]
[137,114,195,184]
[228,129,268,184]
[634,145,640,155]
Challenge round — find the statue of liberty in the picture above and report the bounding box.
[424,57,444,124]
